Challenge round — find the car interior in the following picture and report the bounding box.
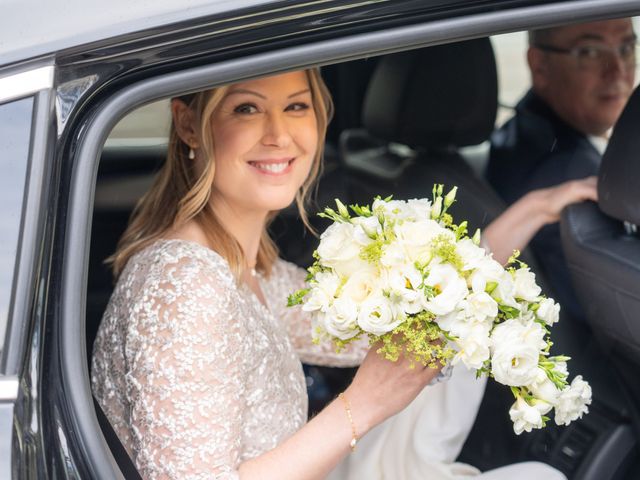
[86,27,640,479]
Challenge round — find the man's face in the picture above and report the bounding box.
[530,19,636,136]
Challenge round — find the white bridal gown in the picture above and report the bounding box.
[91,238,566,480]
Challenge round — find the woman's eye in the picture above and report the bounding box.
[286,102,310,112]
[234,103,259,114]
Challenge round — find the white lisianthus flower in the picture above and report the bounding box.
[554,375,592,426]
[490,318,547,353]
[463,291,498,322]
[529,368,561,405]
[357,293,401,335]
[434,309,466,337]
[302,271,341,313]
[537,298,560,326]
[317,222,369,276]
[373,198,414,220]
[424,263,468,316]
[491,342,540,387]
[491,270,520,309]
[469,256,504,294]
[323,297,360,340]
[456,238,487,271]
[454,324,492,369]
[380,242,410,268]
[509,396,549,435]
[406,198,432,220]
[384,266,424,315]
[513,268,542,302]
[352,215,383,239]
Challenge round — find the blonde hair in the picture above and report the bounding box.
[109,69,333,278]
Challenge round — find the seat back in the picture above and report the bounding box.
[344,39,505,233]
[561,85,640,365]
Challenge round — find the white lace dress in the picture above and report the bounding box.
[91,239,366,479]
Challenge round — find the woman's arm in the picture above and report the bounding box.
[239,345,441,480]
[482,176,598,264]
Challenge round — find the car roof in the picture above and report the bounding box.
[1,0,585,68]
[1,0,270,66]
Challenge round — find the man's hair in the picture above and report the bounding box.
[528,27,557,47]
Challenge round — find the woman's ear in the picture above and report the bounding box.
[171,99,199,148]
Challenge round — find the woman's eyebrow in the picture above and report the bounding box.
[226,88,267,99]
[225,88,311,100]
[288,89,311,98]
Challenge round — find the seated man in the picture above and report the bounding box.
[487,18,636,321]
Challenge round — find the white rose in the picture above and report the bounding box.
[513,268,542,302]
[341,270,379,306]
[302,271,341,313]
[509,396,548,435]
[317,222,366,276]
[537,298,560,326]
[357,293,401,335]
[554,375,592,426]
[394,219,444,263]
[491,342,540,386]
[323,297,360,340]
[529,368,561,405]
[424,263,468,316]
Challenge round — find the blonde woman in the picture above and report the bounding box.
[91,68,596,480]
[91,70,442,480]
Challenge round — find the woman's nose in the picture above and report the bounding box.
[262,112,292,148]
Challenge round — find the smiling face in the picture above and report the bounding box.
[529,19,636,136]
[205,71,319,218]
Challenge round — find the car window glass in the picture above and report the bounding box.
[0,97,33,358]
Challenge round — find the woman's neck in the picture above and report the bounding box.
[215,208,265,268]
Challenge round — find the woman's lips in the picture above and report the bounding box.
[248,158,295,175]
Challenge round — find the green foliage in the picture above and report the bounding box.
[376,311,455,368]
[430,234,463,270]
[287,288,310,307]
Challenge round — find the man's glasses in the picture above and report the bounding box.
[534,40,638,70]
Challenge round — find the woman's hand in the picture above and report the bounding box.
[344,344,442,433]
[537,176,598,224]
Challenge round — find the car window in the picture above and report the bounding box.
[0,97,33,358]
[492,17,640,126]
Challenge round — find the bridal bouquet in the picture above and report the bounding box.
[288,185,591,434]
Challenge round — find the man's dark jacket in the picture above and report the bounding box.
[487,89,601,321]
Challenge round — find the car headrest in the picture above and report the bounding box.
[361,38,497,149]
[598,85,640,225]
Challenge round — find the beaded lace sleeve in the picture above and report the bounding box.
[102,253,245,479]
[267,259,369,367]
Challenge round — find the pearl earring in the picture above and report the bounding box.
[188,148,195,160]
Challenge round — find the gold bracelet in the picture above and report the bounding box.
[338,392,358,452]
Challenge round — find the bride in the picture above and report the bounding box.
[91,69,596,479]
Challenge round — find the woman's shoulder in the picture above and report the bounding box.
[123,238,236,292]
